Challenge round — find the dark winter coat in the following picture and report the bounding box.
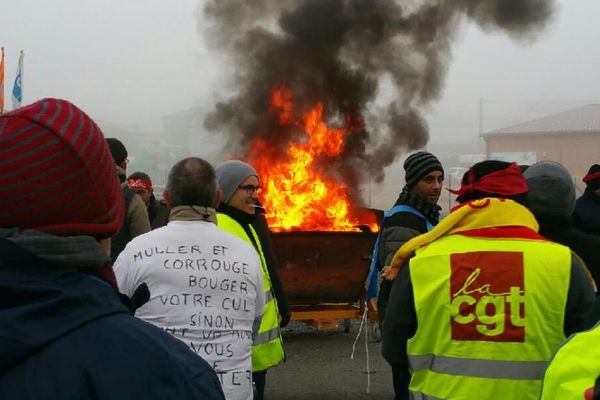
[538,215,600,288]
[376,190,439,325]
[148,195,170,230]
[217,203,291,327]
[0,238,225,400]
[573,189,600,236]
[110,186,151,261]
[253,212,291,327]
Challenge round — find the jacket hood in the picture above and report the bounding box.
[0,238,130,371]
[524,160,575,217]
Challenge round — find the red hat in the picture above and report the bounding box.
[0,98,124,238]
[583,164,600,192]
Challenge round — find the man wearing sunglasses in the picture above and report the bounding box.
[215,160,288,400]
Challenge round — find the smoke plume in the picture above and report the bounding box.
[200,0,555,193]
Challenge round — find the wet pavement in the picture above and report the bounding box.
[265,319,394,399]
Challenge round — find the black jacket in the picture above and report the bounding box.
[253,212,291,327]
[573,189,600,236]
[148,196,170,230]
[217,203,291,327]
[0,238,225,400]
[538,215,600,288]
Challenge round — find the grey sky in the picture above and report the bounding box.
[1,0,599,145]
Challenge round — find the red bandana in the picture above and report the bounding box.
[127,178,152,191]
[449,162,528,198]
[583,171,600,184]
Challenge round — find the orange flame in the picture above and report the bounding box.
[248,86,378,232]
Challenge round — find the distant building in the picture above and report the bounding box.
[482,104,600,176]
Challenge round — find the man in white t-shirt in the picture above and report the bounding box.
[114,157,265,400]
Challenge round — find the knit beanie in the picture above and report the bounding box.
[0,98,124,238]
[404,151,444,190]
[524,160,575,217]
[583,164,600,192]
[451,160,529,204]
[215,160,259,203]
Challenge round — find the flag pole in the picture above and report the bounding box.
[0,47,5,114]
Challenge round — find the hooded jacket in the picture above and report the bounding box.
[0,237,224,400]
[525,161,600,288]
[573,188,600,236]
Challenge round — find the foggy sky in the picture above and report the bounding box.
[1,0,599,147]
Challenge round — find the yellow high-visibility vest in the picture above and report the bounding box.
[540,322,600,400]
[216,213,284,372]
[407,233,570,400]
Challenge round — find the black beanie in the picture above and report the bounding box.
[404,151,444,190]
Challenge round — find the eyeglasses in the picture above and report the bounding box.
[238,184,261,194]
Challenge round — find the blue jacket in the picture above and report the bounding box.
[0,238,225,400]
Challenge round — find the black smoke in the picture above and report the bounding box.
[201,0,555,199]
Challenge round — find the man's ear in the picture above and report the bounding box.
[163,190,172,209]
[214,189,224,209]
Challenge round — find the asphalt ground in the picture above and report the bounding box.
[265,319,394,399]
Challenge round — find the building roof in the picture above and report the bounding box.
[482,104,600,137]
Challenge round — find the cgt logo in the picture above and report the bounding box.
[450,252,525,342]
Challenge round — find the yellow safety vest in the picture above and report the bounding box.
[407,234,571,400]
[540,322,600,400]
[216,213,285,372]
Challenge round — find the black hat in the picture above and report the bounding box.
[403,151,444,190]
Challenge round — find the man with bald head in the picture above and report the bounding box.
[115,157,265,400]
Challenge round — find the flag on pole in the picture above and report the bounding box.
[12,50,23,110]
[0,47,5,113]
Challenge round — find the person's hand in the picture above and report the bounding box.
[368,297,378,312]
[381,265,398,280]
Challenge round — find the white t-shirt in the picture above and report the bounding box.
[114,220,265,400]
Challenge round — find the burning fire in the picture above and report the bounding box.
[248,86,378,233]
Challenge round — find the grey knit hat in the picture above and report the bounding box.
[215,160,259,203]
[524,160,575,217]
[404,151,444,190]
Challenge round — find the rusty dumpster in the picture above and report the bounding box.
[271,208,382,331]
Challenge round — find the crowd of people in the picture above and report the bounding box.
[1,98,600,399]
[370,152,600,399]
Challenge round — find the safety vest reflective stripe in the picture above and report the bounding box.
[408,354,547,380]
[410,392,444,400]
[540,323,600,399]
[216,213,285,371]
[265,289,273,303]
[254,325,281,344]
[406,231,570,399]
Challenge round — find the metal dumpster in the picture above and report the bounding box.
[271,208,382,330]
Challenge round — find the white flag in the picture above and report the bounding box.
[12,51,23,110]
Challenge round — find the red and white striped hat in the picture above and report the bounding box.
[0,98,124,238]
